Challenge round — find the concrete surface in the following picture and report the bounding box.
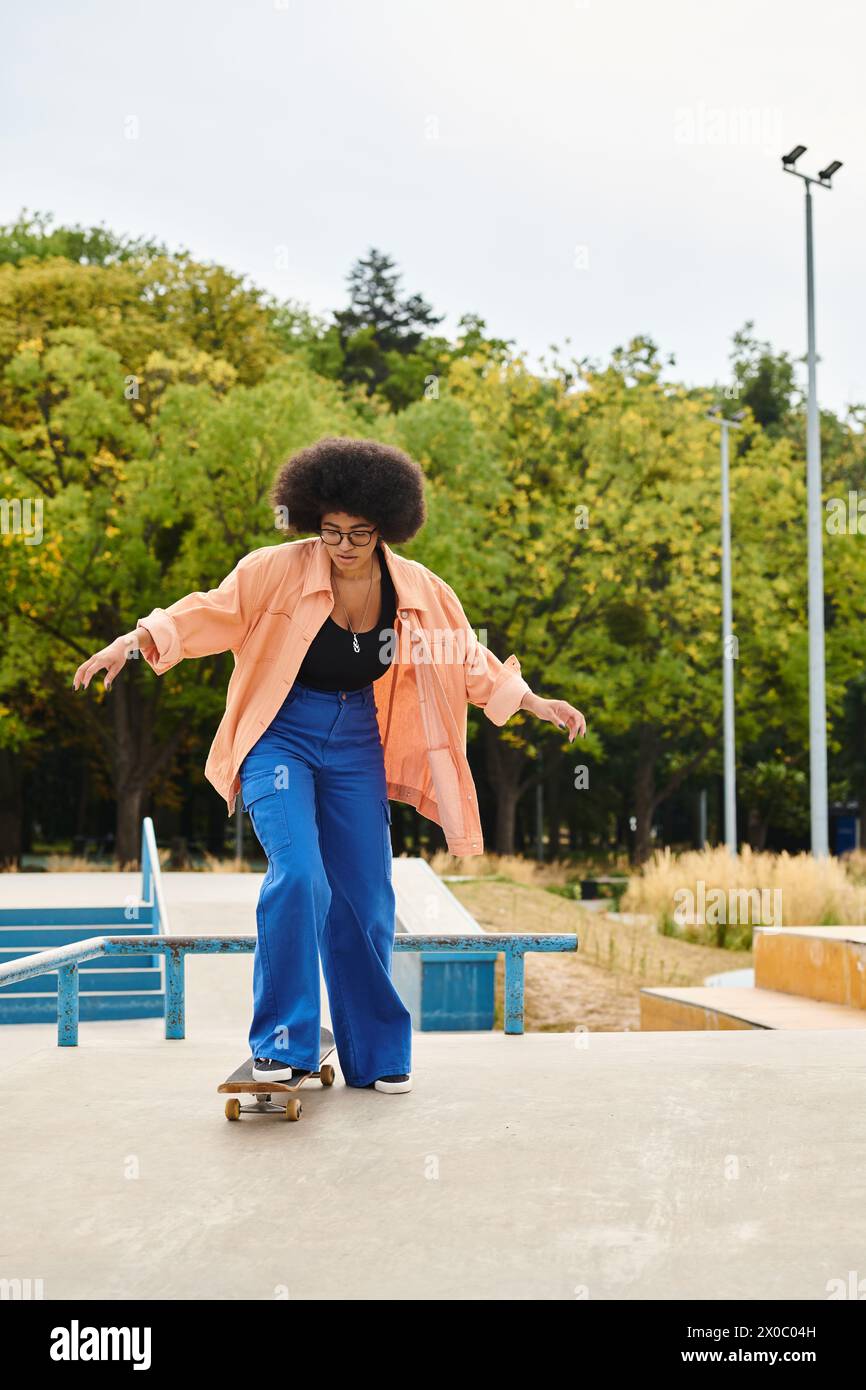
[2,874,866,1300]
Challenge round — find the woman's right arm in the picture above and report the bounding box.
[73,549,267,692]
[73,625,158,692]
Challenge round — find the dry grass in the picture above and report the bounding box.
[428,849,571,886]
[622,845,866,942]
[427,848,628,888]
[198,851,254,873]
[41,854,150,873]
[841,849,866,884]
[447,877,751,1033]
[7,850,258,873]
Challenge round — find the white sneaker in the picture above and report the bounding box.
[373,1073,412,1093]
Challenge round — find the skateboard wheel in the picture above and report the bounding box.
[285,1098,302,1121]
[225,1099,241,1121]
[320,1064,335,1087]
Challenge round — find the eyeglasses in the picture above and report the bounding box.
[319,526,376,547]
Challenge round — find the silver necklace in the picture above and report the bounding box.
[333,557,377,653]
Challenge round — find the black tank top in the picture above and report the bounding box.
[296,542,398,691]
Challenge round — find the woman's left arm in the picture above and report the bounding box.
[518,690,587,742]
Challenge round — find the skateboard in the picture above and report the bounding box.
[218,1027,336,1122]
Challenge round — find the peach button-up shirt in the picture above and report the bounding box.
[137,536,531,856]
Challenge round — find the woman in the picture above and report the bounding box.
[73,437,586,1095]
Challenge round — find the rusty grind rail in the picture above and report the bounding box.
[0,933,578,1046]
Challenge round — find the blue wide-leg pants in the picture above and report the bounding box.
[238,679,412,1088]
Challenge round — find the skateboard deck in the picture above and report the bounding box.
[218,1027,336,1122]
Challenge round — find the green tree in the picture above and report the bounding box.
[0,251,363,863]
[0,207,170,266]
[396,347,608,853]
[729,321,798,433]
[333,248,449,409]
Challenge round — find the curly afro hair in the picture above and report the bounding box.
[270,436,427,544]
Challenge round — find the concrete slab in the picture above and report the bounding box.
[757,926,866,943]
[2,1022,866,1301]
[3,875,866,1300]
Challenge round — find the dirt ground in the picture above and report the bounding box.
[446,879,754,1033]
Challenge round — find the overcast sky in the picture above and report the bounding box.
[4,0,863,417]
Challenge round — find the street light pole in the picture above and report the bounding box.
[782,146,843,858]
[803,179,829,859]
[707,408,744,856]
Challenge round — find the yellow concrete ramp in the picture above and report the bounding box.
[641,984,866,1031]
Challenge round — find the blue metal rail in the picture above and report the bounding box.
[0,932,577,1045]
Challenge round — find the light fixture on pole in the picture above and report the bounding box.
[707,406,745,855]
[781,144,843,858]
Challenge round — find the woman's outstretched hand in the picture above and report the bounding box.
[520,692,586,742]
[73,627,156,692]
